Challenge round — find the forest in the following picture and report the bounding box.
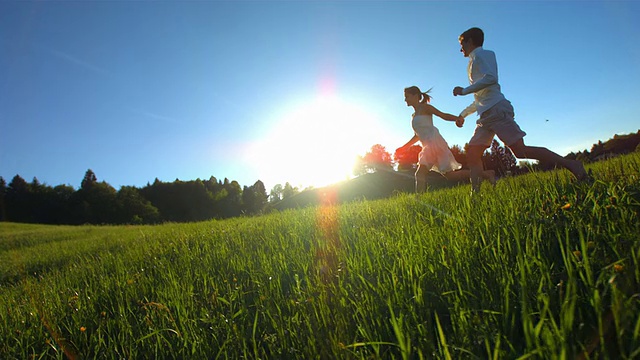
[2,130,638,225]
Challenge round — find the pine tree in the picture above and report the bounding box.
[81,169,98,189]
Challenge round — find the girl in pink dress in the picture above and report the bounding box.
[396,86,494,192]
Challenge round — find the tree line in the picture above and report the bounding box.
[2,130,637,225]
[0,170,277,225]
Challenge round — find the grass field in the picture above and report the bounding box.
[1,153,639,359]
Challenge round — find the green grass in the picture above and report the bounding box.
[1,153,639,359]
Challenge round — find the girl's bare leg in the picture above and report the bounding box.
[415,165,430,193]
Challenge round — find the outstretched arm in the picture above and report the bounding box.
[426,104,465,128]
[397,135,419,153]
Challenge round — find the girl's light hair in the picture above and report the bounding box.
[404,86,432,103]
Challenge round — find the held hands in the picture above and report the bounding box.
[452,87,466,127]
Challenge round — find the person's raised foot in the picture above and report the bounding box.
[486,170,496,186]
[578,169,595,184]
[567,160,588,181]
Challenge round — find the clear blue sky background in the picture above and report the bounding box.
[2,1,639,191]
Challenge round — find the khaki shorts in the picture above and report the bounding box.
[469,100,526,147]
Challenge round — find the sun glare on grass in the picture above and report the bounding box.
[250,95,388,189]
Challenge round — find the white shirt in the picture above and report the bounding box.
[459,47,506,119]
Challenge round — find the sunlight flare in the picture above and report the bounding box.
[248,95,388,189]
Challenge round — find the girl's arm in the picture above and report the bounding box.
[425,104,458,122]
[396,135,419,153]
[426,104,465,127]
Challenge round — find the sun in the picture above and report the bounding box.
[249,94,388,190]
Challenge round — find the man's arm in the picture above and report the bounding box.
[461,51,498,95]
[459,102,476,119]
[452,89,477,118]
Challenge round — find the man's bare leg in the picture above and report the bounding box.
[467,145,487,192]
[509,139,587,180]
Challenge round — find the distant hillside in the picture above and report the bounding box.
[271,170,462,211]
[567,130,640,161]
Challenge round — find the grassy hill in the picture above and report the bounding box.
[1,153,639,359]
[272,169,460,211]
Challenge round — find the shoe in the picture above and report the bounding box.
[576,169,595,184]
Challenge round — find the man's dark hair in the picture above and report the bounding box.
[459,27,484,47]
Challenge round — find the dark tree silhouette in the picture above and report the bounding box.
[49,184,75,224]
[6,175,30,222]
[30,177,57,223]
[116,186,160,224]
[1,169,270,224]
[242,180,268,215]
[484,139,517,176]
[219,179,242,218]
[81,169,98,189]
[479,140,517,177]
[72,172,119,224]
[140,179,217,222]
[501,146,517,175]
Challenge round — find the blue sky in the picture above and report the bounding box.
[1,1,639,191]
